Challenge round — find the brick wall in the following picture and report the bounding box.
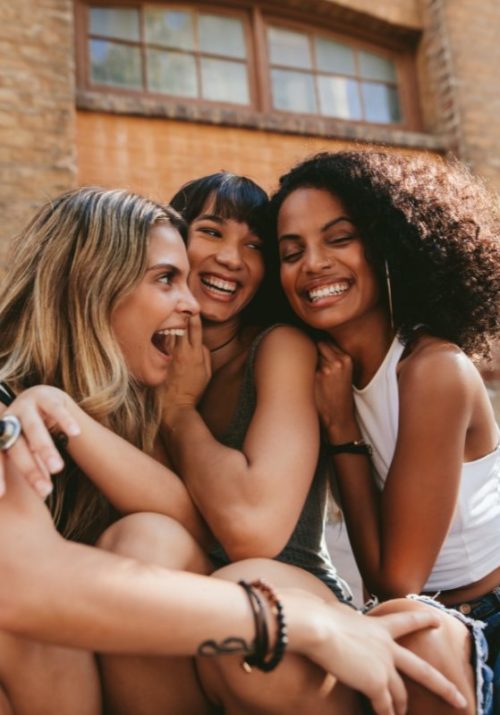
[0,0,76,268]
[442,0,500,191]
[76,111,427,201]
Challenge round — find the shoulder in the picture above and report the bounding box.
[255,325,316,364]
[253,325,317,385]
[398,335,476,400]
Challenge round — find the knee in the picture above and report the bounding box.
[98,513,211,573]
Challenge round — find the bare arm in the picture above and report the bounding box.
[162,325,322,561]
[0,458,467,714]
[0,390,209,546]
[317,341,483,599]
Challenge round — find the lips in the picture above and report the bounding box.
[305,279,351,303]
[200,273,238,296]
[151,328,186,356]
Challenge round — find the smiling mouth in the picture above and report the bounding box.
[200,274,238,296]
[306,281,351,303]
[151,328,185,356]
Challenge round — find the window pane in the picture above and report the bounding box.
[362,82,401,123]
[90,39,142,89]
[271,69,316,113]
[359,50,397,82]
[201,58,249,104]
[315,37,355,75]
[145,9,194,51]
[199,15,246,59]
[147,49,197,97]
[89,7,140,41]
[268,27,311,69]
[318,76,361,119]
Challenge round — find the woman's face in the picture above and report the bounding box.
[278,188,382,333]
[186,197,265,323]
[111,223,199,387]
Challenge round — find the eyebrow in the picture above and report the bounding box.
[194,213,225,224]
[278,215,355,243]
[146,262,178,273]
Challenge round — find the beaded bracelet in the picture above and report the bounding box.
[238,580,268,669]
[238,579,288,673]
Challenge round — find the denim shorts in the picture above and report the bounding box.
[411,588,500,715]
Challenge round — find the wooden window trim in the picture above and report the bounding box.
[263,13,415,129]
[77,1,257,110]
[74,0,426,138]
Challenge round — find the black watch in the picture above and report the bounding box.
[327,439,372,456]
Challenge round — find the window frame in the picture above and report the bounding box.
[74,0,423,133]
[263,14,407,125]
[75,0,259,110]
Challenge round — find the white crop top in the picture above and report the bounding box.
[353,336,500,592]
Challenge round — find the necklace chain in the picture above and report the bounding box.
[209,332,239,353]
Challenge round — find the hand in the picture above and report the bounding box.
[161,315,211,424]
[315,340,358,442]
[301,598,467,715]
[0,386,81,499]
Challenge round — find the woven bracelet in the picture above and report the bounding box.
[239,579,288,673]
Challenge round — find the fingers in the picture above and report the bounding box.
[393,643,467,709]
[381,610,440,640]
[369,674,408,715]
[188,314,203,348]
[2,389,81,499]
[6,436,53,498]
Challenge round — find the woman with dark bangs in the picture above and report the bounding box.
[99,172,353,713]
[271,151,500,714]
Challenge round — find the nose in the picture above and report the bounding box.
[214,243,243,271]
[303,245,332,273]
[177,284,200,316]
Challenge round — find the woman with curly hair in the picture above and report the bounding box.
[271,150,500,712]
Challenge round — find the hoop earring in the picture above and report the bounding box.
[385,259,395,331]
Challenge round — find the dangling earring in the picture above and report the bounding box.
[385,259,395,331]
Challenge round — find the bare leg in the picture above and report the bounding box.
[369,599,476,715]
[98,513,215,715]
[198,558,363,715]
[0,630,100,715]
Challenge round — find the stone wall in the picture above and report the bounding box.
[0,0,76,268]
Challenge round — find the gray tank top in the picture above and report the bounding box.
[209,326,352,602]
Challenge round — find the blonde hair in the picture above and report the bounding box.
[0,187,183,542]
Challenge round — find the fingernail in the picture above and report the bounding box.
[48,456,64,473]
[35,480,53,499]
[454,690,467,708]
[66,423,81,437]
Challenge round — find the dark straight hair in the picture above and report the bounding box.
[170,172,292,327]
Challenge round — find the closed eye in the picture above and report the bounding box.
[326,234,357,246]
[280,249,303,263]
[196,226,222,239]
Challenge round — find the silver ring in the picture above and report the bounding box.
[0,414,22,451]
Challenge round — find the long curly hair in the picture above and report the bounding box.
[270,151,500,358]
[0,187,185,543]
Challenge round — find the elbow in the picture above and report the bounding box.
[217,512,287,562]
[368,570,426,601]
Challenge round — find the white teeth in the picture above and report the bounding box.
[308,282,349,302]
[157,328,186,336]
[202,275,237,293]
